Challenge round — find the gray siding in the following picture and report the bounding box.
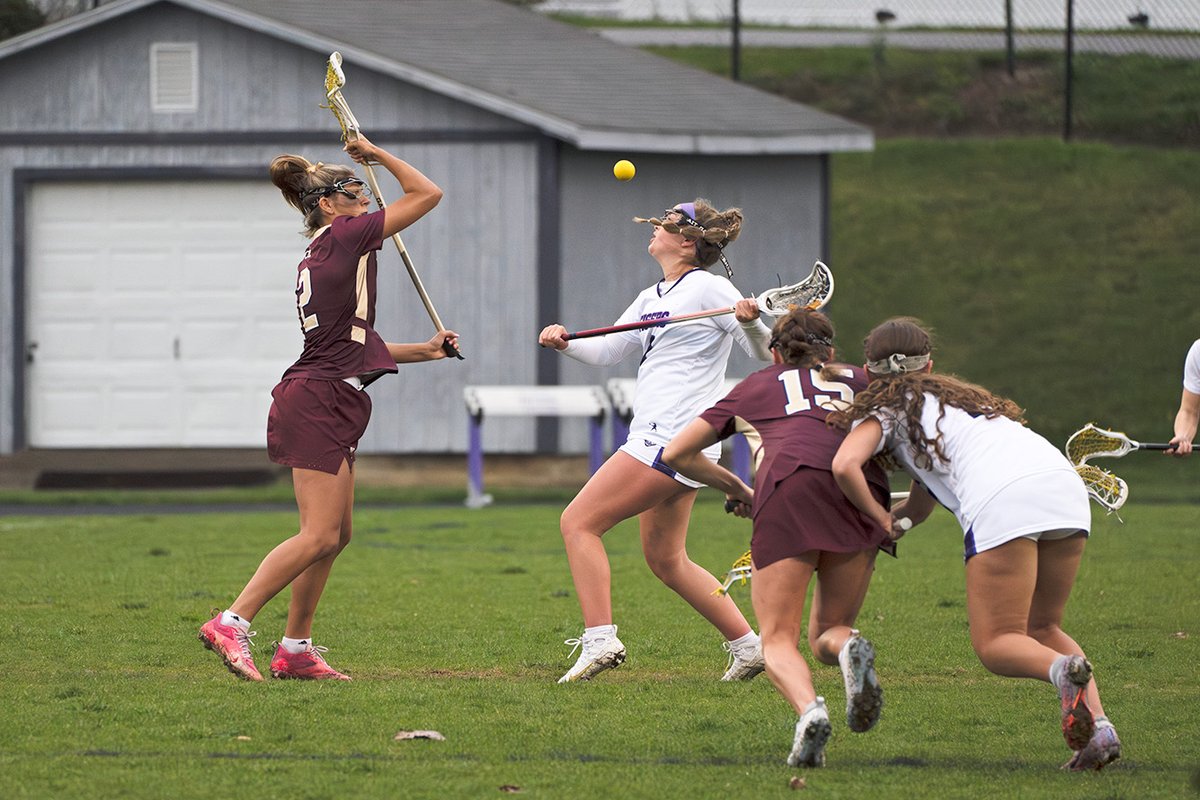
[0,0,850,457]
[359,139,543,456]
[0,4,526,135]
[0,3,544,455]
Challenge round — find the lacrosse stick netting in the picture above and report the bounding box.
[758,260,834,315]
[1065,423,1174,465]
[1075,463,1129,514]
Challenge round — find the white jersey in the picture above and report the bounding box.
[1184,339,1200,394]
[563,268,772,451]
[863,392,1083,534]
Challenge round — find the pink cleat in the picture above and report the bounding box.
[198,613,263,682]
[1062,721,1121,772]
[270,643,352,681]
[1053,655,1095,751]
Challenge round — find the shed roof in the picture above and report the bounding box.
[1,0,872,154]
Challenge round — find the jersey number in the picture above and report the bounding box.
[778,367,855,414]
[297,268,318,332]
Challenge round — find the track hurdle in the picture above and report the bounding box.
[463,385,611,508]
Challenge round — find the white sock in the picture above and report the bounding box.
[280,636,311,654]
[584,624,616,639]
[728,631,759,649]
[220,610,250,631]
[1049,654,1068,685]
[839,630,861,661]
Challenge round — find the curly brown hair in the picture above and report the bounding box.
[832,317,1026,469]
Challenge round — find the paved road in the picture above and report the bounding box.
[597,27,1200,59]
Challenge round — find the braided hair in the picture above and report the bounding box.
[633,198,742,274]
[769,307,835,370]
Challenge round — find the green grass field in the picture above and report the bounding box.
[1,495,1196,799]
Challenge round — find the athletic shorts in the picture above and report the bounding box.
[751,467,892,570]
[618,437,716,490]
[963,469,1091,560]
[266,378,372,475]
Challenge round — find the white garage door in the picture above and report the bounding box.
[26,180,308,447]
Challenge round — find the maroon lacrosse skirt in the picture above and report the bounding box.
[267,378,372,475]
[751,467,891,569]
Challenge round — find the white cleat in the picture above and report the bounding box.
[721,637,766,681]
[839,630,883,732]
[788,697,832,768]
[557,628,626,683]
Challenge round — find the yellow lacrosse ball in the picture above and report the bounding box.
[613,159,636,181]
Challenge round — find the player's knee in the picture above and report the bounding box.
[301,528,344,560]
[1026,619,1062,644]
[642,549,684,582]
[559,509,589,543]
[807,629,841,666]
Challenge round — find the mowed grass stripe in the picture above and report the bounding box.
[0,497,1195,799]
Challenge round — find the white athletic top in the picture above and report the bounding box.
[1183,339,1200,394]
[861,393,1080,533]
[563,268,772,449]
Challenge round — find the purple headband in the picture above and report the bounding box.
[674,202,697,222]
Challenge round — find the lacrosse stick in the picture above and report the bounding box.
[1075,463,1128,514]
[324,52,462,360]
[563,260,835,342]
[714,491,910,595]
[1065,423,1175,466]
[714,550,753,596]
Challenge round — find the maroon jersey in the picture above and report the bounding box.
[281,210,397,386]
[700,362,890,516]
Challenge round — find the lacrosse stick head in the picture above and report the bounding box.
[712,550,753,596]
[756,261,835,316]
[1065,423,1134,466]
[1075,463,1128,513]
[324,52,360,141]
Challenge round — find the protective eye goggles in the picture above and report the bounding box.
[301,179,372,203]
[661,204,700,228]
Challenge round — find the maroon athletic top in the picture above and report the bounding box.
[700,363,890,516]
[281,210,397,387]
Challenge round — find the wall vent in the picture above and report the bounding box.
[150,43,198,112]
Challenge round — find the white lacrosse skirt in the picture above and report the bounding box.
[963,469,1091,560]
[618,437,711,490]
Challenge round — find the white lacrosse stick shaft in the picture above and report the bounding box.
[326,53,461,359]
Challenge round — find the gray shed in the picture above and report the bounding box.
[0,0,871,457]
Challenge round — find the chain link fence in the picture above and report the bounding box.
[536,1,1200,147]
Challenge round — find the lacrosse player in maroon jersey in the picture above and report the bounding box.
[662,308,893,768]
[198,136,456,681]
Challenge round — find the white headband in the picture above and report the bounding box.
[866,352,930,375]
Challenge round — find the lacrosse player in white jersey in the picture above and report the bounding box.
[538,200,773,684]
[1167,339,1200,456]
[831,317,1120,771]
